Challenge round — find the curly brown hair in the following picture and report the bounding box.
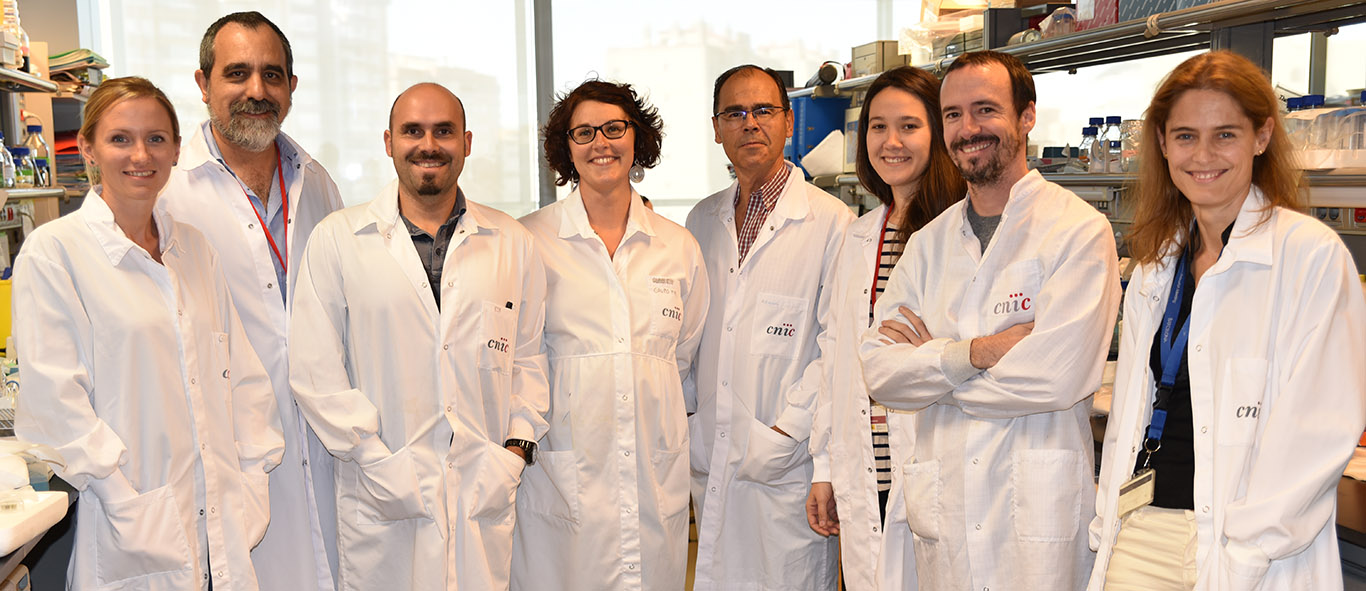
[542,80,663,186]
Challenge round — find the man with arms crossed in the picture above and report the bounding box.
[686,64,852,591]
[290,82,548,590]
[861,50,1119,590]
[160,12,343,590]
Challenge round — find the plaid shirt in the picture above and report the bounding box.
[733,162,793,263]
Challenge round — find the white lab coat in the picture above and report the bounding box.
[685,166,852,590]
[861,170,1119,591]
[810,204,917,591]
[511,189,709,590]
[14,191,284,591]
[1088,187,1366,590]
[161,123,343,591]
[289,180,550,591]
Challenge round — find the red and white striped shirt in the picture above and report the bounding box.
[733,162,793,262]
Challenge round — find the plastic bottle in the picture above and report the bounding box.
[1079,126,1099,172]
[10,147,32,188]
[1102,116,1123,143]
[32,158,47,187]
[22,125,48,185]
[1107,140,1123,173]
[0,132,15,189]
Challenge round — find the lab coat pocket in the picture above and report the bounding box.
[468,441,525,523]
[356,446,430,524]
[94,484,193,586]
[1011,449,1083,542]
[518,449,580,524]
[900,458,943,542]
[239,470,272,548]
[688,413,708,477]
[479,301,516,373]
[1217,358,1268,447]
[984,259,1042,332]
[653,441,690,522]
[646,275,684,338]
[753,292,809,359]
[735,418,806,486]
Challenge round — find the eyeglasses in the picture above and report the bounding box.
[713,106,786,126]
[568,120,632,145]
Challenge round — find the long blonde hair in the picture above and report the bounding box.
[1126,51,1303,264]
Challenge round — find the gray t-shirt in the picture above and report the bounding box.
[965,202,1002,255]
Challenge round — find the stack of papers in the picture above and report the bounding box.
[48,49,108,72]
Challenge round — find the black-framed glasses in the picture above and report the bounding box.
[713,106,786,126]
[568,120,632,144]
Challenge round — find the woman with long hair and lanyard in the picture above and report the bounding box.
[1088,51,1366,590]
[807,65,966,591]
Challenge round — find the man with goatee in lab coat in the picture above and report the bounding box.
[289,82,550,591]
[685,64,852,591]
[860,50,1120,591]
[160,12,344,591]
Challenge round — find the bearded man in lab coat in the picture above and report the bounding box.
[159,12,344,590]
[860,50,1120,590]
[289,83,549,590]
[685,64,852,591]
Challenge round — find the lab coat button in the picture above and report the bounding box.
[1202,505,1210,513]
[864,289,869,294]
[710,486,717,493]
[861,409,867,415]
[629,565,636,570]
[873,525,879,532]
[222,370,229,379]
[420,282,427,289]
[210,507,216,514]
[201,444,206,450]
[622,395,628,401]
[727,326,733,332]
[443,344,449,350]
[217,334,226,343]
[720,432,726,438]
[867,467,872,473]
[1195,345,1202,352]
[722,381,728,387]
[200,509,205,516]
[447,281,453,287]
[248,223,255,230]
[1201,426,1208,433]
[624,451,631,457]
[972,458,979,465]
[976,523,982,530]
[729,267,734,274]
[190,377,197,385]
[448,462,455,469]
[267,282,273,289]
[303,459,309,466]
[446,405,453,412]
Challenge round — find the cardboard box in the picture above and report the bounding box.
[1077,0,1119,30]
[852,41,908,78]
[1118,0,1217,22]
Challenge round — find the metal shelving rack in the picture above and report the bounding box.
[790,0,1366,100]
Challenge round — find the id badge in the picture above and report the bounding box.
[1117,468,1155,518]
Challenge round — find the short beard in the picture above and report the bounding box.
[952,133,1017,186]
[209,98,282,153]
[416,178,443,196]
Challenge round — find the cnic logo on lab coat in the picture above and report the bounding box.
[992,292,1033,316]
[487,337,510,353]
[766,322,796,338]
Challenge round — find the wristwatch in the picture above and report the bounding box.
[504,438,537,466]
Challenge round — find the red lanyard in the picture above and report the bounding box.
[241,152,289,272]
[868,205,894,311]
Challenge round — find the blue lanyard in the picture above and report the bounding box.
[1144,251,1191,444]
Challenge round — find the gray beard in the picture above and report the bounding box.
[209,108,280,153]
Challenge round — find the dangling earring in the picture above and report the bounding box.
[629,163,645,183]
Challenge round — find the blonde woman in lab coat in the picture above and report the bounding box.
[1089,51,1366,590]
[14,77,283,590]
[807,65,964,591]
[511,80,708,590]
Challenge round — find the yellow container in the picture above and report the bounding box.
[0,279,11,355]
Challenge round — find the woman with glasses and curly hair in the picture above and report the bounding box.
[1089,51,1365,590]
[511,80,710,590]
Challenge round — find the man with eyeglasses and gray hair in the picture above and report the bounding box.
[160,11,344,591]
[685,64,853,590]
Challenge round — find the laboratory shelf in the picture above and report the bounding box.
[789,0,1366,99]
[1,188,65,200]
[0,67,57,94]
